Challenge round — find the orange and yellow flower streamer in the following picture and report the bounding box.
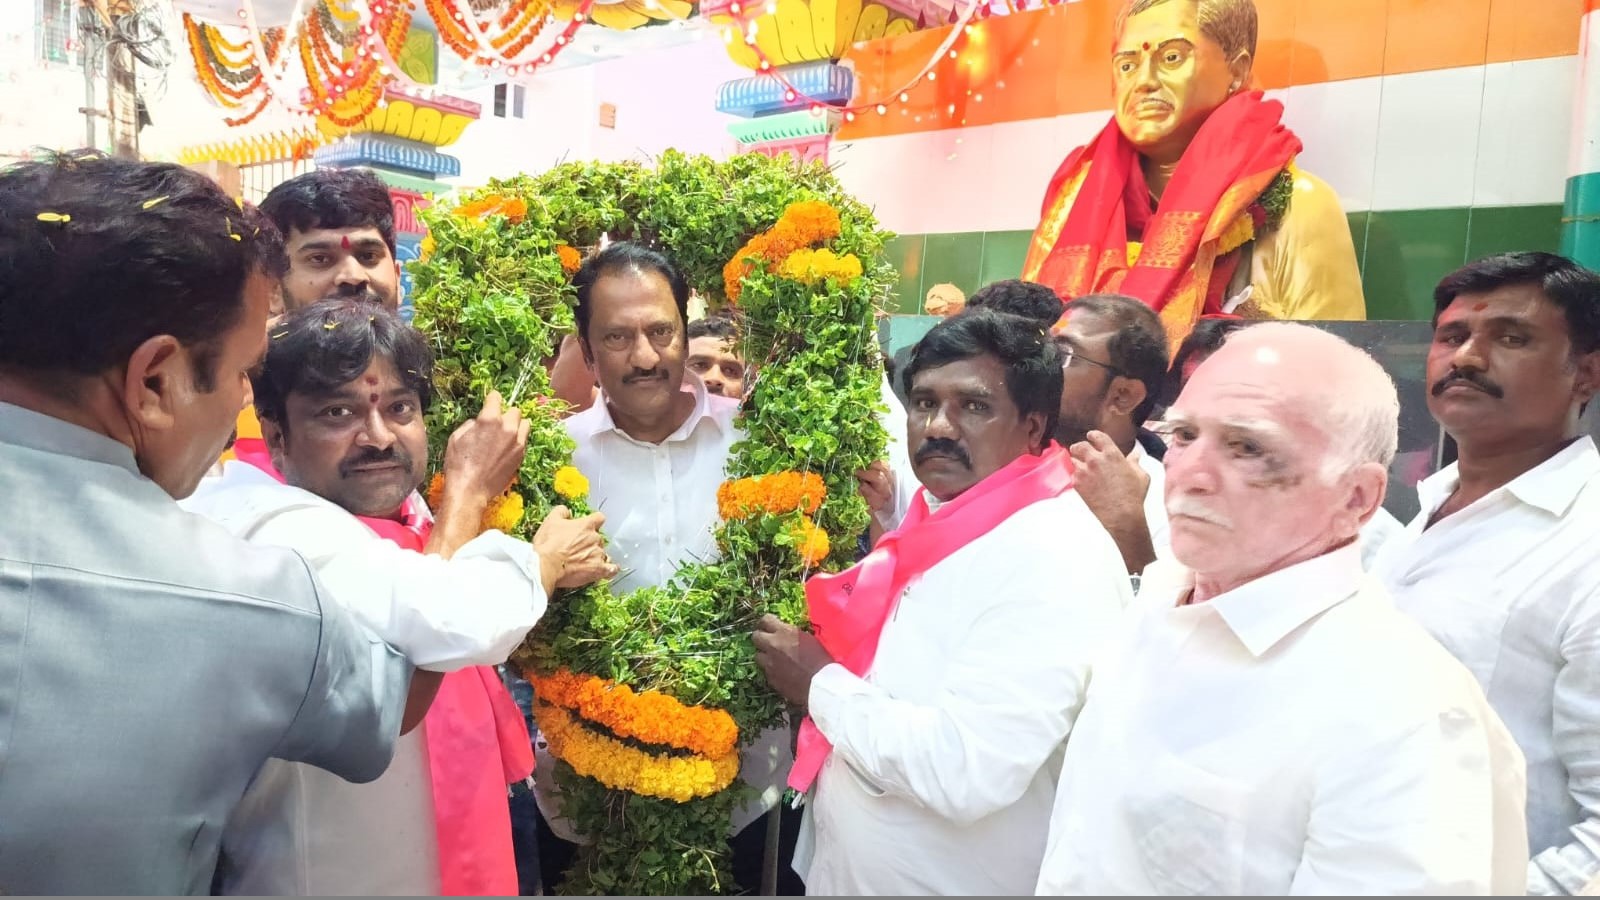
[535,702,740,803]
[531,668,739,759]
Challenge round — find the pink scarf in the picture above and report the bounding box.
[788,445,1077,792]
[234,450,534,895]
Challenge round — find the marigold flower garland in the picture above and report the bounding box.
[531,668,739,759]
[535,702,740,804]
[409,155,892,894]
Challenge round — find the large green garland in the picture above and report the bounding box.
[409,151,892,894]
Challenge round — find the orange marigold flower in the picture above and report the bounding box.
[717,471,826,520]
[426,472,446,510]
[555,243,582,275]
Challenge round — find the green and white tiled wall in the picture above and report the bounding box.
[876,205,1566,321]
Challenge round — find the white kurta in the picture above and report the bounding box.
[798,489,1133,895]
[1373,436,1600,894]
[1037,544,1528,895]
[537,375,790,838]
[182,461,550,895]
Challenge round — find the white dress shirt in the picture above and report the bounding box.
[1037,544,1528,895]
[1372,436,1600,894]
[181,460,550,895]
[565,376,739,594]
[538,375,789,838]
[798,490,1133,895]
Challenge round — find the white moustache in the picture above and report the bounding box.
[1166,498,1233,529]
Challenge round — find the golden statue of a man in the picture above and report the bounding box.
[1023,0,1365,343]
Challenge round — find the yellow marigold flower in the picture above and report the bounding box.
[790,515,831,567]
[419,233,436,262]
[777,248,863,287]
[481,490,524,533]
[553,465,589,500]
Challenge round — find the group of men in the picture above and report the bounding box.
[4,147,1600,899]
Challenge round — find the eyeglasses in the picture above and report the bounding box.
[1059,343,1121,376]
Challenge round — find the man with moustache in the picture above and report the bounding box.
[1037,323,1527,894]
[1370,252,1600,894]
[754,310,1131,894]
[533,242,798,894]
[182,302,613,895]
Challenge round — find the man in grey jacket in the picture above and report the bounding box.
[0,152,411,894]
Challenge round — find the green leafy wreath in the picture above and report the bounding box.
[409,150,893,894]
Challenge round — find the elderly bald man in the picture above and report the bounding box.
[1036,323,1529,895]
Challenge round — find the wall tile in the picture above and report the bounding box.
[1362,208,1472,320]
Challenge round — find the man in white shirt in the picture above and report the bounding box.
[1370,252,1600,895]
[1037,322,1528,895]
[533,241,797,893]
[182,301,612,894]
[754,309,1132,895]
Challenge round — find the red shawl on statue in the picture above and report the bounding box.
[1022,91,1299,347]
[233,449,534,895]
[788,444,1076,792]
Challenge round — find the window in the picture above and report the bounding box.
[492,83,527,119]
[37,0,78,65]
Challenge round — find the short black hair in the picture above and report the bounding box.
[1163,316,1251,407]
[253,299,433,432]
[687,314,740,343]
[0,150,286,389]
[903,309,1064,443]
[1434,252,1600,355]
[1063,293,1170,425]
[573,241,691,344]
[259,168,396,255]
[966,279,1064,327]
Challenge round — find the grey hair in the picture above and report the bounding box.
[1224,323,1399,481]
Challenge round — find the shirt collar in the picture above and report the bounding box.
[1417,436,1599,519]
[0,401,139,474]
[568,372,730,444]
[1151,542,1365,657]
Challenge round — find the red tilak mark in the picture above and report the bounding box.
[363,374,380,386]
[369,393,380,404]
[340,235,352,250]
[1142,42,1150,50]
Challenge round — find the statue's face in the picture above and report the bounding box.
[1112,1,1244,163]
